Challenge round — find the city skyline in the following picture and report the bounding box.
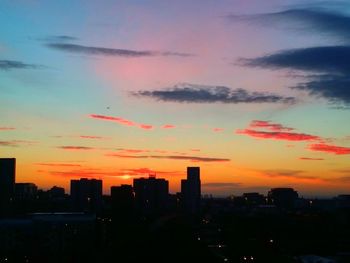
[1,1,350,197]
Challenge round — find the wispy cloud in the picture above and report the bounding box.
[133,83,295,104]
[106,153,230,162]
[262,169,317,180]
[88,114,154,130]
[308,143,350,155]
[57,146,95,151]
[250,120,293,131]
[236,129,320,141]
[228,8,350,41]
[161,124,176,129]
[35,163,82,167]
[79,135,110,140]
[202,182,241,188]
[0,60,44,70]
[0,140,37,147]
[299,157,324,161]
[213,128,224,132]
[0,127,15,131]
[46,43,192,57]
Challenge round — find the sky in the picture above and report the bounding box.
[1,0,350,197]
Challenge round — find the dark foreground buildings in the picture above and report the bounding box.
[0,158,16,216]
[70,178,103,212]
[133,175,169,215]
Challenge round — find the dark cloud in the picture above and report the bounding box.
[241,46,350,104]
[241,46,350,73]
[233,7,350,105]
[228,8,350,41]
[263,169,317,180]
[0,140,37,147]
[38,35,78,42]
[133,83,295,104]
[46,43,192,57]
[0,60,44,70]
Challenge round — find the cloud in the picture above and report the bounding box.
[41,35,78,42]
[235,8,350,104]
[299,157,324,161]
[0,60,44,70]
[0,140,36,147]
[213,128,224,132]
[161,124,176,129]
[57,146,95,151]
[241,46,350,74]
[132,83,295,104]
[250,120,293,131]
[79,135,109,139]
[0,127,15,130]
[263,169,317,180]
[236,128,320,141]
[121,168,183,177]
[35,163,82,167]
[106,153,230,162]
[202,182,241,188]
[88,114,154,130]
[308,143,350,155]
[46,43,192,57]
[228,8,350,41]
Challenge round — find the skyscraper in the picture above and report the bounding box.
[181,167,201,214]
[0,158,16,215]
[133,176,169,215]
[70,178,103,212]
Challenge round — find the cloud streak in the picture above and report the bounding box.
[299,157,324,161]
[308,143,350,155]
[133,83,295,104]
[0,127,15,131]
[57,146,95,151]
[106,153,230,162]
[250,120,294,131]
[46,43,192,57]
[88,114,154,130]
[236,129,320,141]
[0,60,44,70]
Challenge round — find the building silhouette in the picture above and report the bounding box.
[133,176,169,215]
[181,167,201,214]
[268,188,298,209]
[15,183,38,201]
[70,178,103,212]
[111,184,134,218]
[0,158,16,216]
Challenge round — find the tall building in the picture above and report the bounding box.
[268,188,298,209]
[181,167,201,214]
[70,178,103,212]
[0,158,16,215]
[133,176,169,215]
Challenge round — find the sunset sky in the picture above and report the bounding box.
[1,0,350,197]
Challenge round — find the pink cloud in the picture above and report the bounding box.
[236,129,320,141]
[308,143,350,155]
[250,120,293,131]
[89,114,153,130]
[79,135,109,140]
[162,124,176,129]
[213,128,224,132]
